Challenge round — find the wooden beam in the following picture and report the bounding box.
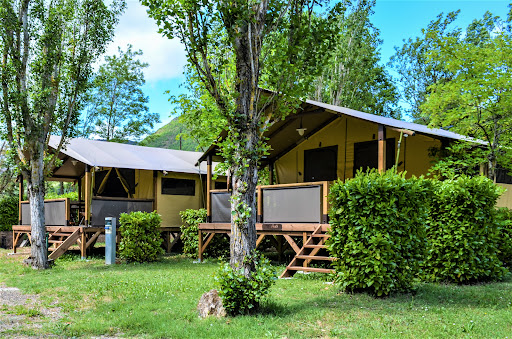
[268,162,274,185]
[153,170,158,211]
[322,181,329,223]
[378,124,386,172]
[256,234,266,248]
[283,234,300,254]
[84,165,91,226]
[201,233,216,254]
[80,229,86,259]
[206,155,212,222]
[18,175,23,225]
[85,230,102,249]
[257,186,262,223]
[198,230,204,261]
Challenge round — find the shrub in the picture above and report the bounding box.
[495,207,512,268]
[215,252,277,315]
[422,176,507,283]
[180,208,229,258]
[118,211,163,263]
[326,170,429,296]
[0,195,19,232]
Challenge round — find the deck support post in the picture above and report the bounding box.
[80,229,86,259]
[84,165,91,226]
[198,229,203,262]
[378,124,386,172]
[257,186,263,223]
[206,155,212,223]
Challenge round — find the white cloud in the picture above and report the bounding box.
[106,0,187,81]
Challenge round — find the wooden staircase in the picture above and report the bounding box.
[47,228,81,260]
[280,224,335,278]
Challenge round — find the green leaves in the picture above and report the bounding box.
[327,169,429,296]
[215,252,277,315]
[179,208,229,258]
[80,45,160,142]
[422,176,508,283]
[118,211,164,263]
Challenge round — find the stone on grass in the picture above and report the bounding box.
[197,289,226,318]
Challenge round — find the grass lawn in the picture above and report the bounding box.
[0,249,511,338]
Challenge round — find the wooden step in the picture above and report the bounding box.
[304,244,325,249]
[295,255,335,261]
[286,266,334,274]
[49,233,72,237]
[48,240,64,244]
[311,234,330,238]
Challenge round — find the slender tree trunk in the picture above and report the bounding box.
[27,143,48,269]
[229,10,263,276]
[230,134,259,276]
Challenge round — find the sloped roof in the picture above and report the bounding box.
[198,98,482,164]
[49,136,207,178]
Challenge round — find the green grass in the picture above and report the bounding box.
[1,249,511,338]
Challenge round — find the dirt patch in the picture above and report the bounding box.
[0,283,63,337]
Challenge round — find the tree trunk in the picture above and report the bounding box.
[228,12,263,276]
[230,134,259,276]
[27,146,49,270]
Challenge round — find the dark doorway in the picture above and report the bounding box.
[353,139,395,176]
[304,145,338,182]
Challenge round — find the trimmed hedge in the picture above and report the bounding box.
[422,176,507,283]
[0,195,18,232]
[326,170,429,296]
[495,207,512,268]
[180,208,229,258]
[118,211,163,263]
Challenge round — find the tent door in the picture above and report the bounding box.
[304,146,338,182]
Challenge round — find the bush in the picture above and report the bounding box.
[422,176,507,283]
[0,195,19,231]
[180,208,229,258]
[118,211,163,263]
[495,207,512,268]
[326,170,429,296]
[215,252,277,315]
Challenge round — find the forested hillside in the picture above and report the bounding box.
[139,117,200,151]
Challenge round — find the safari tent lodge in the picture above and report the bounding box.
[12,136,224,259]
[197,98,512,277]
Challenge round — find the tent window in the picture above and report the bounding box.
[353,139,395,176]
[215,181,227,189]
[94,168,135,198]
[304,146,338,182]
[496,165,512,184]
[161,178,195,196]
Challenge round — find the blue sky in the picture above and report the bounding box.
[107,0,510,129]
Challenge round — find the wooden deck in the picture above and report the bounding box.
[198,222,334,277]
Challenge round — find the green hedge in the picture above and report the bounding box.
[422,176,507,283]
[180,208,229,258]
[118,211,163,263]
[0,195,18,232]
[327,170,429,296]
[495,207,512,268]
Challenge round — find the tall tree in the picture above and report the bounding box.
[390,11,460,123]
[421,18,512,181]
[81,45,159,142]
[311,0,399,118]
[142,0,335,275]
[0,0,123,269]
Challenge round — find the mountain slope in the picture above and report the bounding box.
[139,117,200,151]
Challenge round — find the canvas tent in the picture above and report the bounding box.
[196,97,512,267]
[13,137,225,258]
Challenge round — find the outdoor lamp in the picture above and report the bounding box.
[296,117,307,136]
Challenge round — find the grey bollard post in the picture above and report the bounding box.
[105,217,116,265]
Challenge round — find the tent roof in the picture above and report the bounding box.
[49,136,207,179]
[198,98,483,164]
